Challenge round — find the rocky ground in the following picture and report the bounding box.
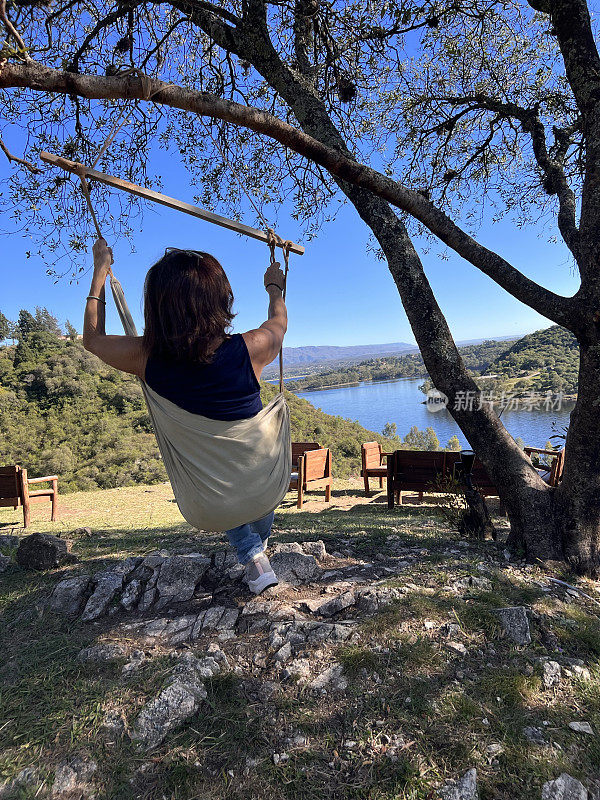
[0,483,599,799]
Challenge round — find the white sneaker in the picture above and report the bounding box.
[246,552,278,595]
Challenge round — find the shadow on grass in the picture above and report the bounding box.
[2,499,598,799]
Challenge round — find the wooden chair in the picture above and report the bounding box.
[361,441,391,496]
[524,447,565,487]
[0,465,58,528]
[289,442,332,508]
[386,450,499,508]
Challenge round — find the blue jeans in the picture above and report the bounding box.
[225,511,274,565]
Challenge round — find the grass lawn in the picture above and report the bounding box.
[1,481,599,799]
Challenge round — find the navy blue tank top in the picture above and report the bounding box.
[144,334,262,421]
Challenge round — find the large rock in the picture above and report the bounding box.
[49,575,91,616]
[16,532,75,570]
[155,554,211,608]
[301,540,328,561]
[309,664,348,692]
[120,578,143,611]
[110,556,143,579]
[541,774,589,800]
[0,767,40,799]
[495,606,531,645]
[312,591,356,617]
[131,680,207,751]
[52,755,97,797]
[77,643,128,663]
[543,660,562,689]
[439,768,479,800]
[192,605,239,638]
[568,721,594,735]
[169,651,222,683]
[81,571,124,622]
[269,550,320,584]
[120,615,197,645]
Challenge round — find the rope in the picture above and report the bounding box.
[76,168,102,240]
[267,228,292,395]
[75,164,114,275]
[91,108,131,169]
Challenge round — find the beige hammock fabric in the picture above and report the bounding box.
[110,275,292,532]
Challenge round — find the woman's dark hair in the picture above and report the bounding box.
[143,250,235,362]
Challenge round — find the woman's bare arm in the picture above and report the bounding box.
[243,263,288,381]
[83,238,147,378]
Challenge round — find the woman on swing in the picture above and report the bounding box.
[83,238,287,595]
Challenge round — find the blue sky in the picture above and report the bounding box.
[0,151,579,349]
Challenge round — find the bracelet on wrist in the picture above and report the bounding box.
[86,295,106,304]
[266,283,283,292]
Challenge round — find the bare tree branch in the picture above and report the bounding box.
[67,5,139,73]
[160,0,241,51]
[0,135,40,172]
[430,93,581,260]
[0,0,31,60]
[0,59,576,327]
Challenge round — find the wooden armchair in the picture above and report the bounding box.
[524,447,565,487]
[0,465,58,528]
[289,442,332,508]
[361,441,391,496]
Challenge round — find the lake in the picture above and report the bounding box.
[295,377,574,448]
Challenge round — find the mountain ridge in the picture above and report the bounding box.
[263,334,525,378]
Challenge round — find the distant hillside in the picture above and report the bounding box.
[287,338,517,391]
[263,335,523,379]
[263,341,417,378]
[485,325,579,394]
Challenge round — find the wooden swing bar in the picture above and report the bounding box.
[40,151,305,256]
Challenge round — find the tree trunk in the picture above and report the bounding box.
[554,343,600,575]
[460,486,496,541]
[340,183,563,562]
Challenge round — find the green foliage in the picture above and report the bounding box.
[34,307,62,337]
[446,435,461,451]
[65,320,78,341]
[16,309,38,339]
[485,325,579,394]
[0,311,9,342]
[0,333,165,492]
[382,421,399,440]
[403,425,439,451]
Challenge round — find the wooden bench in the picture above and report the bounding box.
[386,450,498,508]
[289,442,332,508]
[0,465,59,527]
[524,447,565,487]
[361,441,391,496]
